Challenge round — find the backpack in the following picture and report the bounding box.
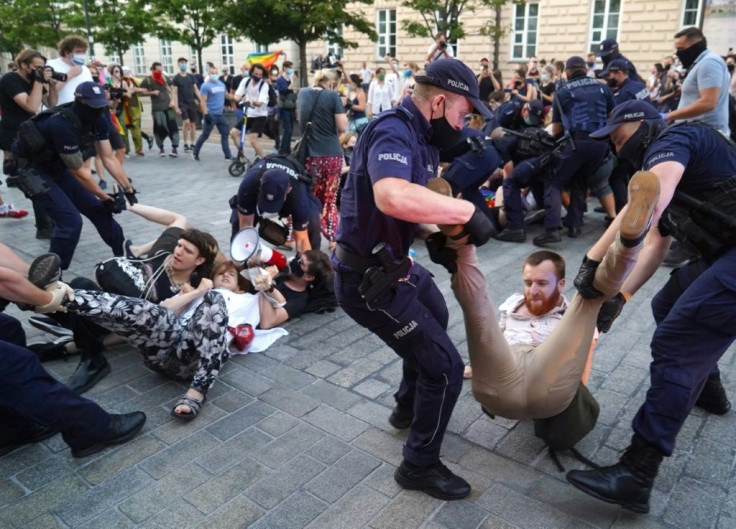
[256,153,313,189]
[246,78,277,107]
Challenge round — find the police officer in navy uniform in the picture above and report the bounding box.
[566,100,736,514]
[596,38,642,83]
[231,155,322,252]
[606,59,651,105]
[534,56,615,245]
[11,81,136,270]
[333,59,496,500]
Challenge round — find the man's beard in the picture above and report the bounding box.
[524,289,562,316]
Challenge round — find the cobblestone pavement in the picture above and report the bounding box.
[1,142,735,529]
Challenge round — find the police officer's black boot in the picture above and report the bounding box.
[566,434,663,514]
[395,459,471,500]
[532,228,562,246]
[388,404,413,429]
[68,351,111,394]
[695,372,731,415]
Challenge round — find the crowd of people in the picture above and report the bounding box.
[2,25,736,519]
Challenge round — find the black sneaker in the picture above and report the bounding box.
[394,459,471,500]
[532,229,562,246]
[494,228,526,243]
[695,372,731,415]
[71,411,146,458]
[28,253,62,288]
[388,405,413,429]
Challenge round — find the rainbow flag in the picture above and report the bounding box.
[246,50,284,70]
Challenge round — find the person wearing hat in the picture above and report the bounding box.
[231,156,322,252]
[10,81,137,270]
[596,38,642,83]
[606,59,651,105]
[333,59,496,500]
[565,99,736,514]
[532,55,615,246]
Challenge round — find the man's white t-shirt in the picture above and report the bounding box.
[235,77,269,118]
[46,58,93,104]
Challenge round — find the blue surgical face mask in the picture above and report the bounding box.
[210,73,219,82]
[540,74,548,82]
[243,71,249,78]
[287,68,294,76]
[403,69,412,78]
[72,53,87,66]
[179,63,187,71]
[523,116,533,126]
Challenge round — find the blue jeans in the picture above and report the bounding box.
[279,109,295,154]
[193,114,232,158]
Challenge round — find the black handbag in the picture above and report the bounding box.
[292,89,324,164]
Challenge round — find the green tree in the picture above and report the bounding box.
[0,0,80,55]
[225,0,376,87]
[402,0,521,70]
[151,0,229,72]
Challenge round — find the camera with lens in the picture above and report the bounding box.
[108,86,125,101]
[35,66,67,84]
[439,41,448,50]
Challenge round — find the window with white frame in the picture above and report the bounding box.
[510,2,539,60]
[133,43,146,76]
[220,34,234,73]
[681,0,702,27]
[327,26,343,58]
[589,0,620,53]
[159,40,173,74]
[376,9,396,58]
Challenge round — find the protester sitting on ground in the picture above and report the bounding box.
[33,255,289,421]
[426,171,658,423]
[0,255,146,457]
[28,203,219,394]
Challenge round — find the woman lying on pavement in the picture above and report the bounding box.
[35,260,288,420]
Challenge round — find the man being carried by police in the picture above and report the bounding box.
[10,81,137,270]
[606,60,652,105]
[333,59,496,501]
[230,154,322,253]
[427,170,658,462]
[565,100,736,515]
[533,56,615,246]
[596,38,643,83]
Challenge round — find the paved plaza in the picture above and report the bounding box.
[1,141,736,529]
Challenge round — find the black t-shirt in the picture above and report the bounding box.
[171,73,197,107]
[478,76,495,105]
[142,227,186,302]
[273,276,308,319]
[0,72,35,142]
[540,82,555,100]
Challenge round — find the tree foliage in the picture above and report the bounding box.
[0,0,81,55]
[225,0,377,86]
[152,0,230,72]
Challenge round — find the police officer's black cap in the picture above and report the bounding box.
[74,81,110,108]
[257,169,290,215]
[565,56,587,70]
[607,58,629,73]
[524,99,544,125]
[414,59,493,119]
[590,100,661,139]
[598,38,619,57]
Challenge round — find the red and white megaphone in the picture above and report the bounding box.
[230,227,288,270]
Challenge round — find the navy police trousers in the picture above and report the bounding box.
[632,246,736,455]
[335,262,464,466]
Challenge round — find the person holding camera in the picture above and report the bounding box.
[0,49,58,225]
[426,31,454,64]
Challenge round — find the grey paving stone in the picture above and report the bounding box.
[79,508,137,529]
[363,463,403,498]
[245,454,326,509]
[283,348,334,370]
[476,484,572,529]
[300,379,364,411]
[600,363,648,397]
[205,400,275,441]
[305,449,381,503]
[186,458,269,514]
[154,405,232,446]
[478,515,521,529]
[327,358,384,388]
[262,364,317,389]
[348,400,394,430]
[118,463,211,522]
[259,386,320,417]
[256,411,300,437]
[303,404,370,441]
[0,474,89,528]
[351,427,405,467]
[252,422,325,469]
[15,454,75,491]
[305,436,352,465]
[354,378,392,399]
[433,500,488,529]
[306,485,389,529]
[305,359,342,378]
[369,491,443,529]
[219,367,274,397]
[210,388,254,413]
[0,443,52,480]
[55,467,152,527]
[248,490,326,529]
[195,428,273,475]
[139,499,204,529]
[492,420,546,464]
[123,380,189,410]
[527,473,619,527]
[138,430,221,480]
[230,351,279,372]
[0,479,24,507]
[663,476,726,529]
[464,416,509,450]
[459,447,542,492]
[198,495,263,529]
[15,513,65,529]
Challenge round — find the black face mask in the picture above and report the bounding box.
[91,75,100,83]
[289,255,305,278]
[728,64,734,74]
[606,78,619,88]
[676,39,707,69]
[617,119,662,170]
[73,101,105,128]
[429,101,463,149]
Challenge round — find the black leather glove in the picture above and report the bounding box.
[101,198,122,214]
[426,232,458,273]
[124,188,138,206]
[573,255,604,299]
[464,206,496,247]
[597,292,626,333]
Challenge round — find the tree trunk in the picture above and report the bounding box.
[493,6,502,71]
[298,38,308,88]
